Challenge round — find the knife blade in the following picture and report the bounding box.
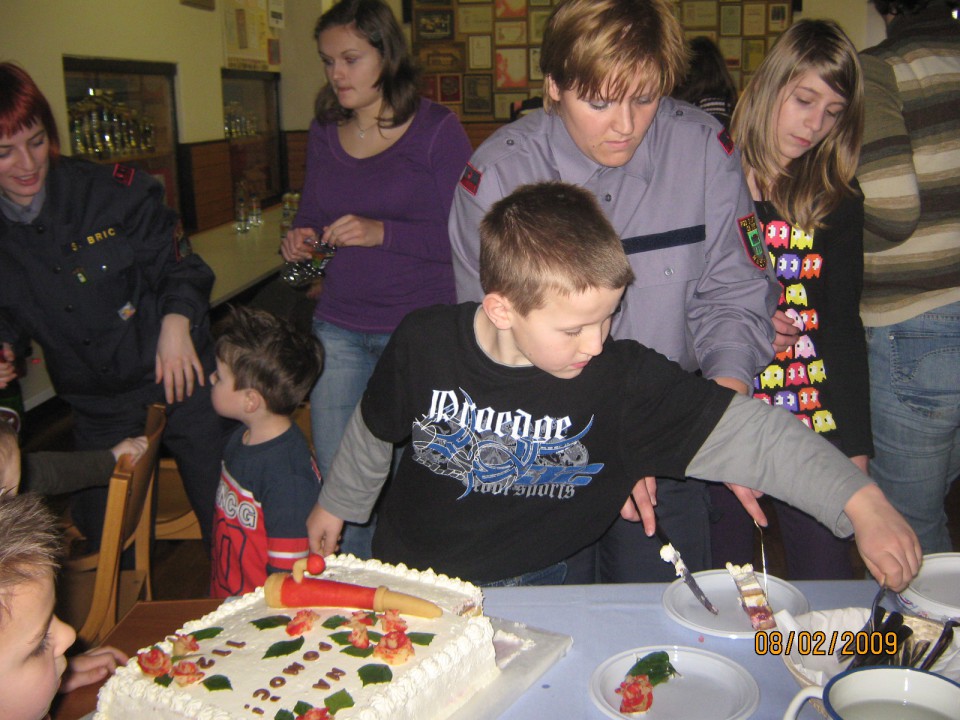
[634,495,719,615]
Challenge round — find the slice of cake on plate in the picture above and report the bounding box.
[95,555,500,720]
[726,562,776,631]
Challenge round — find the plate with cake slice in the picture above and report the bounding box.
[590,645,759,719]
[661,566,809,639]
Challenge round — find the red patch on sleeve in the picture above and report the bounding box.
[112,164,135,186]
[459,163,482,196]
[717,128,735,156]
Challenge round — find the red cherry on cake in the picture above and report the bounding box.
[307,553,326,575]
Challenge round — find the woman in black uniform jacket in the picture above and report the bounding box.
[0,62,231,550]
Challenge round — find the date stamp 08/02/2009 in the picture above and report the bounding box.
[754,630,899,657]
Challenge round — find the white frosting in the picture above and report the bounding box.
[95,554,498,720]
[659,543,687,577]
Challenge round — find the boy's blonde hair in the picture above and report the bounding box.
[541,0,688,111]
[479,182,635,316]
[215,306,325,416]
[732,19,864,230]
[0,493,61,627]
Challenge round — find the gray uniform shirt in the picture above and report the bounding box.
[450,98,780,388]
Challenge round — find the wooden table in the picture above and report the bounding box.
[51,599,220,720]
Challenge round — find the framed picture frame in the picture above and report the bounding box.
[495,0,527,19]
[439,74,463,103]
[719,37,742,69]
[768,3,790,33]
[495,20,527,45]
[742,3,767,36]
[457,6,493,34]
[463,74,494,114]
[495,91,528,120]
[528,9,551,44]
[719,4,741,36]
[682,1,718,29]
[530,0,552,5]
[743,38,766,72]
[417,43,465,74]
[180,0,215,9]
[421,74,440,102]
[495,47,528,88]
[415,10,454,42]
[468,35,492,70]
[529,47,543,81]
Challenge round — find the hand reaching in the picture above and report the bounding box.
[845,483,922,592]
[59,645,128,694]
[772,309,801,354]
[155,314,204,403]
[281,226,318,262]
[307,503,345,557]
[111,436,149,464]
[619,477,658,535]
[0,343,17,389]
[321,214,384,248]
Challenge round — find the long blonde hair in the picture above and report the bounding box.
[732,19,863,230]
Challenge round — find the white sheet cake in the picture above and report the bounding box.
[94,555,499,720]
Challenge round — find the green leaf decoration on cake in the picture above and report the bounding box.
[328,631,352,646]
[324,689,355,714]
[358,664,393,686]
[625,651,678,687]
[367,630,383,643]
[263,636,305,659]
[251,615,292,630]
[273,712,295,720]
[322,615,350,630]
[406,632,436,646]
[293,701,315,715]
[154,674,173,687]
[189,627,223,642]
[201,674,232,691]
[340,645,375,658]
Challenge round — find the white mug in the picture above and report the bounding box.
[783,666,960,720]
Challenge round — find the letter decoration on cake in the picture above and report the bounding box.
[94,555,500,720]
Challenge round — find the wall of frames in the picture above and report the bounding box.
[409,0,792,123]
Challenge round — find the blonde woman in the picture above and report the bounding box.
[710,19,872,579]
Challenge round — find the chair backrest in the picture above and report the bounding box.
[73,403,165,644]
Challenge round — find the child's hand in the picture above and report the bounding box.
[619,477,657,533]
[845,483,922,591]
[59,645,128,694]
[307,504,345,557]
[111,436,149,464]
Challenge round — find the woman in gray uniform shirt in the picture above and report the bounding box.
[449,0,796,583]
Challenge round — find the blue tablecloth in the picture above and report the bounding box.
[484,580,878,719]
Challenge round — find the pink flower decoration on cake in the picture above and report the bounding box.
[380,609,408,633]
[296,708,332,720]
[137,647,172,677]
[171,660,205,687]
[168,633,199,656]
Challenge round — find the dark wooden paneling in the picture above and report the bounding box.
[178,141,233,232]
[463,122,504,150]
[283,131,309,192]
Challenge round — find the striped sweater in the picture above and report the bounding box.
[856,2,960,326]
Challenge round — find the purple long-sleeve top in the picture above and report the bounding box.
[295,98,472,333]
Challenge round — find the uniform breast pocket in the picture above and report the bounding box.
[624,231,707,289]
[76,238,139,320]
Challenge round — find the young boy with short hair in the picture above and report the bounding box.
[209,306,325,598]
[0,492,127,720]
[309,182,921,590]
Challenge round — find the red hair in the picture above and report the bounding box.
[0,62,60,159]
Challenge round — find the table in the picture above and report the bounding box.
[21,208,286,410]
[51,580,877,719]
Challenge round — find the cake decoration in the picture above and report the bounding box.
[615,650,677,714]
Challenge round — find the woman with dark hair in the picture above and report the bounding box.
[0,62,231,550]
[280,0,472,557]
[673,36,739,129]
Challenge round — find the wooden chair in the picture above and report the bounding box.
[154,458,202,541]
[57,403,166,646]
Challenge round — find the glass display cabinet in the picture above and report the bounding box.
[222,69,282,206]
[63,57,180,212]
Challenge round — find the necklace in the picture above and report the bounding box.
[354,116,377,139]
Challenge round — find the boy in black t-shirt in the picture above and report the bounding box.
[307,182,921,589]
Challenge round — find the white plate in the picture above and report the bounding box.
[661,569,809,638]
[898,552,960,621]
[589,645,759,720]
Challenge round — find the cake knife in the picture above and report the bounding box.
[633,496,719,614]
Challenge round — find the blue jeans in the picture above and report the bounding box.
[311,320,392,559]
[481,562,568,587]
[865,302,960,554]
